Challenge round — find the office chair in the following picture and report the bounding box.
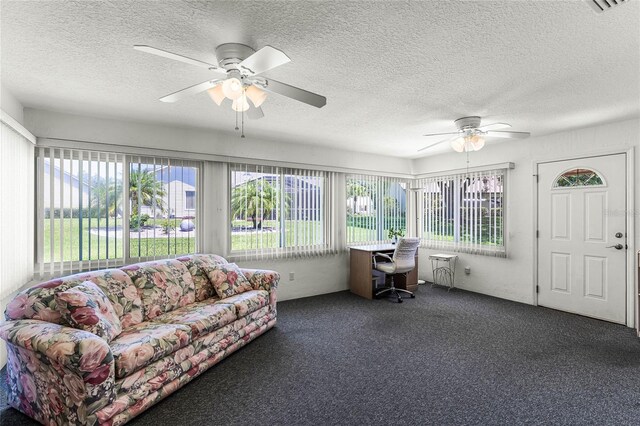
[373,237,420,303]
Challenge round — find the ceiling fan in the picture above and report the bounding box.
[133,43,327,121]
[418,116,530,153]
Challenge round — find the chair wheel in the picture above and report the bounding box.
[411,294,415,298]
[398,298,403,303]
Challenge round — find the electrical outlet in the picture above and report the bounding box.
[464,266,471,275]
[289,272,295,281]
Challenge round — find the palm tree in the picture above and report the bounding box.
[129,169,166,216]
[231,179,279,229]
[89,177,122,218]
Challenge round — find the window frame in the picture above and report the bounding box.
[184,190,196,211]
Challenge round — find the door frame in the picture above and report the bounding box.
[532,147,636,327]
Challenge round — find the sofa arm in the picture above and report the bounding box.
[240,269,280,292]
[0,319,116,422]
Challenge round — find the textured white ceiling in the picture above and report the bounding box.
[1,1,638,158]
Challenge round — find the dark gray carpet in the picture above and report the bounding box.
[2,286,640,425]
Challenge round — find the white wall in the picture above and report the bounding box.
[412,119,640,311]
[1,83,24,124]
[24,108,412,176]
[235,255,350,301]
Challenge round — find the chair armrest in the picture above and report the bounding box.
[373,252,393,268]
[0,319,116,418]
[240,268,280,292]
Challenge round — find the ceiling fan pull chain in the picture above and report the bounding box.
[235,108,239,131]
[466,149,470,173]
[241,103,245,139]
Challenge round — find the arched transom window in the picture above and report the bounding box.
[553,168,605,188]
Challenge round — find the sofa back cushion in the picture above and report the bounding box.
[4,269,143,328]
[121,259,196,320]
[205,263,253,299]
[176,254,228,302]
[55,281,123,342]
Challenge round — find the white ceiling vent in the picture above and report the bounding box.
[585,0,631,13]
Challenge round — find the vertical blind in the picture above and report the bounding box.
[0,122,34,299]
[36,147,126,276]
[417,168,506,256]
[346,174,407,245]
[35,149,202,276]
[229,163,331,259]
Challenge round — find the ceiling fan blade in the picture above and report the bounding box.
[134,45,225,75]
[418,135,459,152]
[478,122,512,131]
[239,46,291,76]
[485,130,531,139]
[423,131,460,137]
[261,78,326,108]
[159,79,222,103]
[246,106,264,120]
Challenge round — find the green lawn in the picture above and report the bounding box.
[43,218,196,262]
[43,218,501,262]
[231,220,325,251]
[231,220,399,250]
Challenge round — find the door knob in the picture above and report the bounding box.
[606,244,624,250]
[614,232,623,238]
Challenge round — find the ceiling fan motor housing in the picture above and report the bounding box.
[215,43,256,71]
[454,116,482,131]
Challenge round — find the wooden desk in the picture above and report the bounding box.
[349,244,419,299]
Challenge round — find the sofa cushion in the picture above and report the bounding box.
[205,263,253,299]
[109,322,192,378]
[55,281,123,342]
[122,260,196,320]
[176,254,227,302]
[4,269,143,328]
[214,290,269,318]
[152,300,237,339]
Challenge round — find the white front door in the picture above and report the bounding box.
[537,154,627,324]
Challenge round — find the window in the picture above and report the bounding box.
[37,148,125,275]
[553,168,604,187]
[229,164,329,258]
[185,190,196,210]
[418,169,506,256]
[346,174,407,245]
[36,148,201,275]
[128,156,200,261]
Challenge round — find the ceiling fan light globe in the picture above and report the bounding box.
[222,77,243,100]
[450,138,465,153]
[245,85,267,108]
[471,137,485,151]
[206,85,225,106]
[232,95,250,112]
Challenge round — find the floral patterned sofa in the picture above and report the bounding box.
[0,254,279,425]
